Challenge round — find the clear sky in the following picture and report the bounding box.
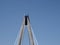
[0,0,60,45]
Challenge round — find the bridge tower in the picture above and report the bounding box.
[17,16,35,45]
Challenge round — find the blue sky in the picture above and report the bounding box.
[0,0,60,45]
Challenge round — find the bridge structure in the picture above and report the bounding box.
[14,16,38,45]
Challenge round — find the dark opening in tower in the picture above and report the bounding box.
[25,16,29,25]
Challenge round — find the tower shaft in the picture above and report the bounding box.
[18,16,35,45]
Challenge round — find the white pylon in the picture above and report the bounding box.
[18,16,35,45]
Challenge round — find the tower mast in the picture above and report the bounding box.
[18,16,35,45]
